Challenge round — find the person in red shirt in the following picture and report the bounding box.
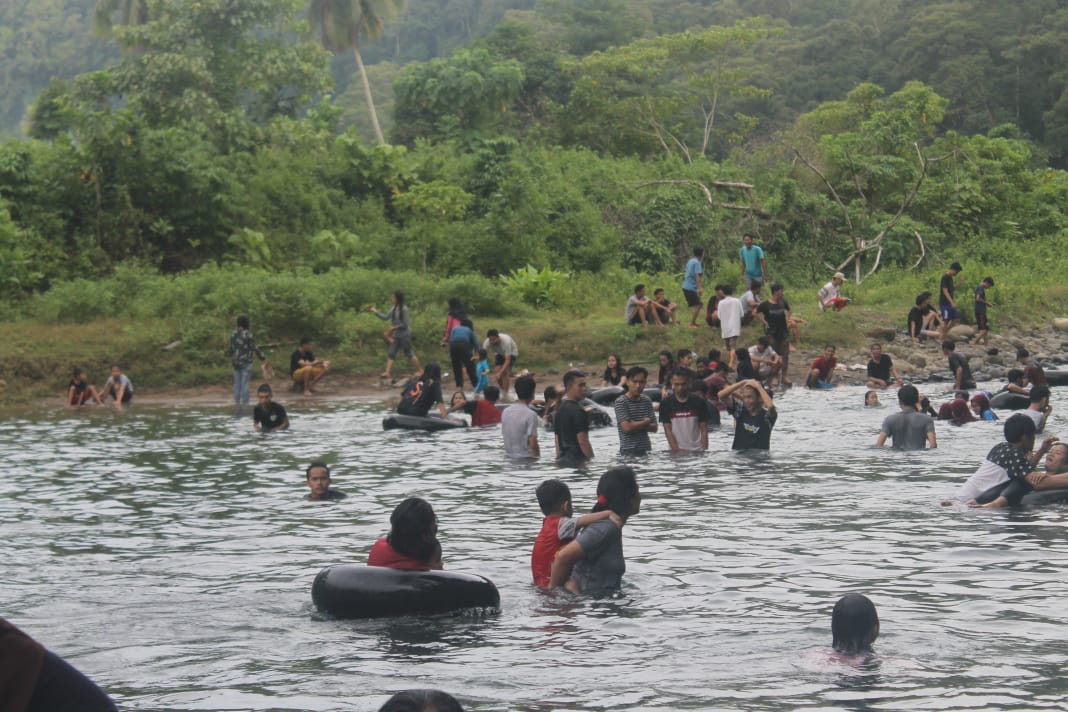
[448,385,503,426]
[531,479,619,588]
[368,498,443,571]
[805,344,839,389]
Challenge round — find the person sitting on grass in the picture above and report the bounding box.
[100,364,134,406]
[304,461,346,501]
[650,288,677,326]
[718,378,777,451]
[290,337,331,396]
[624,284,658,328]
[805,344,838,389]
[253,383,289,432]
[67,367,102,406]
[530,478,622,588]
[368,497,443,571]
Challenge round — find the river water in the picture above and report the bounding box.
[3,384,1068,711]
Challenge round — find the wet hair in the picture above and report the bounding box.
[535,479,571,516]
[544,385,558,400]
[237,314,250,329]
[1050,443,1068,474]
[386,497,439,564]
[393,290,405,307]
[864,390,879,406]
[971,393,992,413]
[1004,413,1037,444]
[671,367,694,385]
[1030,385,1051,404]
[915,291,931,306]
[1006,368,1024,384]
[305,460,330,479]
[563,369,585,390]
[626,365,648,381]
[897,384,920,407]
[514,374,536,401]
[378,689,464,712]
[954,390,970,401]
[591,466,639,518]
[450,389,467,404]
[422,363,442,382]
[257,383,273,395]
[300,336,313,346]
[831,593,879,654]
[483,385,501,403]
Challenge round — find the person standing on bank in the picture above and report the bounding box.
[756,283,793,387]
[366,291,420,382]
[739,233,767,289]
[682,246,704,328]
[228,314,270,406]
[938,261,964,340]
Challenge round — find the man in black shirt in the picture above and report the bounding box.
[942,341,976,390]
[907,291,942,344]
[938,262,964,340]
[305,461,347,501]
[253,384,289,432]
[866,343,900,389]
[717,378,778,450]
[756,283,792,387]
[555,370,593,465]
[290,336,332,395]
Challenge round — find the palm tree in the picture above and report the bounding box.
[92,0,151,37]
[310,0,405,144]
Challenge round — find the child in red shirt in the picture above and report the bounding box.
[368,497,443,571]
[531,479,619,587]
[805,345,839,389]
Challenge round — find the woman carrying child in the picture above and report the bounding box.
[549,467,642,597]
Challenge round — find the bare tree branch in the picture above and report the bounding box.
[910,229,928,271]
[630,179,770,217]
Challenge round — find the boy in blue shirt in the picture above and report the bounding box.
[682,246,704,328]
[474,348,490,394]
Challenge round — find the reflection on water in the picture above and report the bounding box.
[2,385,1068,710]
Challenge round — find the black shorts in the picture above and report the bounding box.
[494,354,516,369]
[683,289,701,307]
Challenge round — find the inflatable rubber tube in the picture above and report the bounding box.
[643,385,663,403]
[989,391,1029,411]
[589,386,625,405]
[1021,488,1068,506]
[312,564,500,619]
[579,399,614,428]
[1045,370,1068,387]
[382,414,467,431]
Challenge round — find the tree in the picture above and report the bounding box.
[92,0,151,38]
[310,0,405,143]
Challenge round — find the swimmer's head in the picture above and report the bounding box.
[831,593,879,655]
[1046,442,1068,474]
[483,385,501,404]
[257,383,273,406]
[865,391,879,406]
[1006,368,1024,385]
[536,479,572,517]
[387,497,439,564]
[897,385,920,407]
[1004,413,1037,445]
[544,385,559,402]
[740,384,763,412]
[514,374,536,401]
[377,689,464,712]
[305,461,331,499]
[450,390,467,408]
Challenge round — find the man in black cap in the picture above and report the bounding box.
[938,261,964,340]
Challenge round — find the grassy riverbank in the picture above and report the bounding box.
[1,262,1064,405]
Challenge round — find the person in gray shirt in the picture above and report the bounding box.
[502,374,540,458]
[549,466,641,597]
[874,385,937,450]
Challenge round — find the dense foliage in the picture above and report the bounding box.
[1,0,1067,306]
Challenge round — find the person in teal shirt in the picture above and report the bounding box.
[681,246,704,328]
[474,348,490,394]
[739,233,767,289]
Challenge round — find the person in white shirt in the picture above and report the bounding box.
[818,272,850,311]
[715,283,744,368]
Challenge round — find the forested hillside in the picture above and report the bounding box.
[0,0,1066,303]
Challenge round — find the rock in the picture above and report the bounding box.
[867,327,897,341]
[911,355,927,368]
[546,367,560,375]
[948,325,975,340]
[986,348,999,356]
[1011,337,1027,349]
[967,357,986,371]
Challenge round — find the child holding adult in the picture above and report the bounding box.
[396,363,449,419]
[613,366,657,456]
[531,479,622,588]
[830,593,879,662]
[601,354,626,387]
[718,378,777,450]
[253,383,289,432]
[100,364,134,406]
[368,497,443,571]
[304,461,347,501]
[366,291,420,381]
[549,466,642,597]
[67,367,102,406]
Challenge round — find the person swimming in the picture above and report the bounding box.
[864,390,880,407]
[831,593,879,658]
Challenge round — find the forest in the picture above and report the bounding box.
[0,0,1066,312]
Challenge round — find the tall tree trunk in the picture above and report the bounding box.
[352,39,384,144]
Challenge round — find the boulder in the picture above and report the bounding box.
[866,327,897,341]
[910,355,927,368]
[948,324,975,340]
